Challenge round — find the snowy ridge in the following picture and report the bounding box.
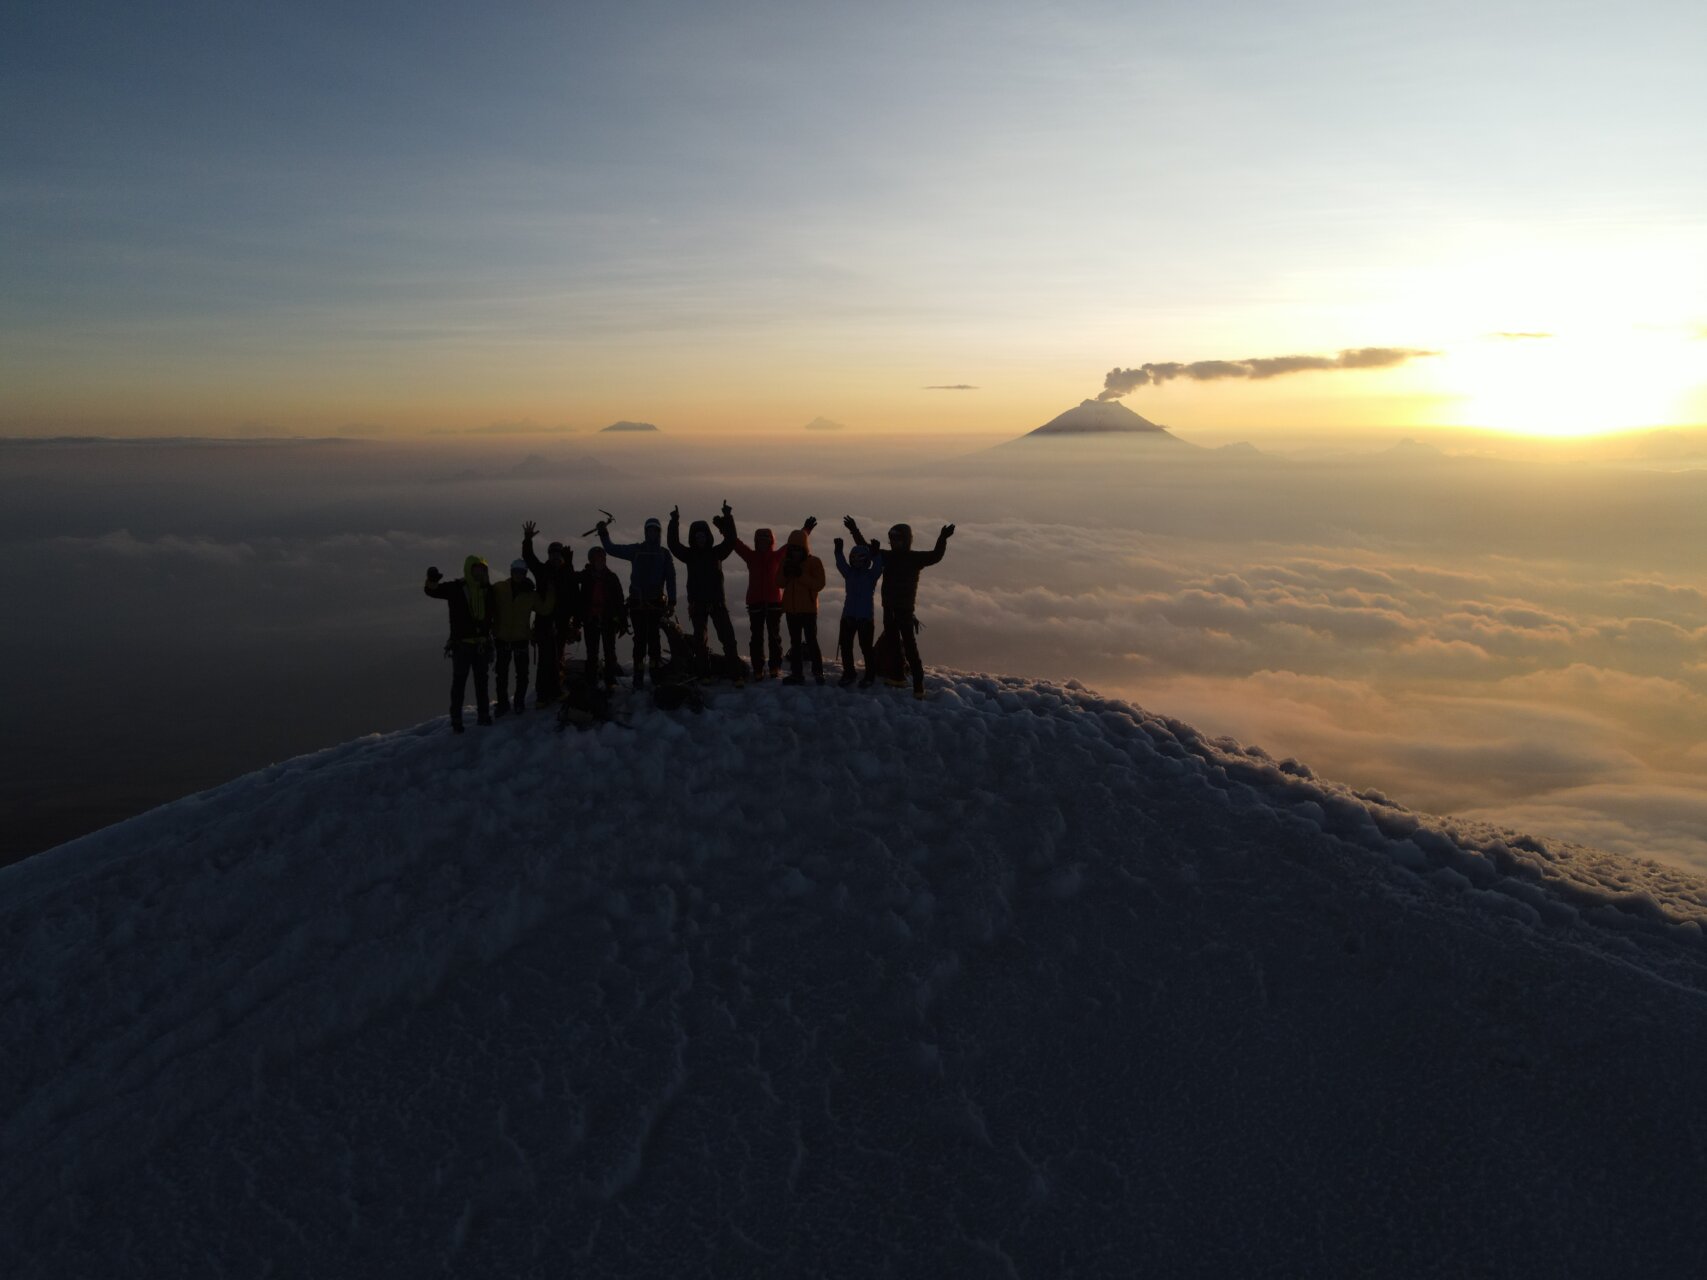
[6,671,1707,1276]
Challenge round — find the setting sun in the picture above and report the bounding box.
[1446,330,1694,437]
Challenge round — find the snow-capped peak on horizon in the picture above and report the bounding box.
[1026,398,1173,436]
[7,668,1707,1274]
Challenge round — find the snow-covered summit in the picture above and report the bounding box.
[1026,398,1173,435]
[6,671,1707,1275]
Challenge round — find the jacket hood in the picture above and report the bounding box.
[689,520,712,549]
[463,554,488,579]
[849,545,873,570]
[786,528,810,551]
[887,524,913,552]
[755,528,774,550]
[643,518,662,546]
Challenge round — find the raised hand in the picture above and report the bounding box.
[834,536,844,550]
[721,499,733,519]
[426,566,441,581]
[522,520,538,539]
[803,515,818,532]
[842,515,859,534]
[671,505,680,522]
[940,523,956,540]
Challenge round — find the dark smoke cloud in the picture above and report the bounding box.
[1097,347,1437,401]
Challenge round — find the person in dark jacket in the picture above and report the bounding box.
[843,516,953,699]
[833,532,884,687]
[778,526,827,684]
[577,546,628,689]
[521,521,578,705]
[598,516,677,690]
[423,554,496,732]
[668,502,741,678]
[724,506,814,680]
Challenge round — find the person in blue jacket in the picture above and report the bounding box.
[597,515,677,690]
[833,526,884,687]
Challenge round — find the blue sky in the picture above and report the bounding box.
[4,0,1704,434]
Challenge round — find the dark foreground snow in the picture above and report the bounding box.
[5,672,1707,1277]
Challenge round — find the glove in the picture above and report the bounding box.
[834,537,844,550]
[803,516,818,532]
[426,566,442,581]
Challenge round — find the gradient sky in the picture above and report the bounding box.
[4,0,1704,436]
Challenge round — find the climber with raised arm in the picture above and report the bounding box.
[843,515,954,700]
[597,514,676,691]
[521,520,579,705]
[423,555,496,732]
[669,501,743,680]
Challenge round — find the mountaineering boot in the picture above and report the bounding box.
[815,674,826,686]
[859,672,875,688]
[633,663,646,692]
[838,672,857,688]
[495,700,510,717]
[451,720,465,734]
[781,673,805,686]
[477,711,493,725]
[913,686,926,701]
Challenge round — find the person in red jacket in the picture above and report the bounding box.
[719,507,816,681]
[577,546,628,690]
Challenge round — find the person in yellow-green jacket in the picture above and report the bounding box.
[491,558,554,716]
[424,555,495,733]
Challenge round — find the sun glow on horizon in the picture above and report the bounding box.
[1444,330,1695,438]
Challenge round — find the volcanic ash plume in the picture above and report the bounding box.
[1097,347,1436,401]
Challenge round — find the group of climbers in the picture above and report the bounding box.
[422,504,954,732]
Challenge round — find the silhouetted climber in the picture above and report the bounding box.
[521,521,579,705]
[423,555,496,732]
[833,530,884,687]
[669,502,741,680]
[726,505,812,680]
[778,522,827,684]
[578,546,628,690]
[491,558,553,716]
[597,516,675,690]
[844,516,954,699]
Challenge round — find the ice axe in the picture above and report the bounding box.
[581,508,614,538]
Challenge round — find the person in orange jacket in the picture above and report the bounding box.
[777,522,827,685]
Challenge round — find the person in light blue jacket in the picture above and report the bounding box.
[597,516,677,689]
[833,523,884,687]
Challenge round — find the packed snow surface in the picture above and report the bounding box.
[6,671,1707,1277]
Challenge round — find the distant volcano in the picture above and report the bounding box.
[1027,399,1172,436]
[600,420,659,433]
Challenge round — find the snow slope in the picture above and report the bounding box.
[5,671,1707,1277]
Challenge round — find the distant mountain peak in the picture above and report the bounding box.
[1027,399,1172,436]
[802,416,847,432]
[601,420,659,433]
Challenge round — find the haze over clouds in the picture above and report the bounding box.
[4,435,1705,875]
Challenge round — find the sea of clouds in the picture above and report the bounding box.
[2,431,1704,869]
